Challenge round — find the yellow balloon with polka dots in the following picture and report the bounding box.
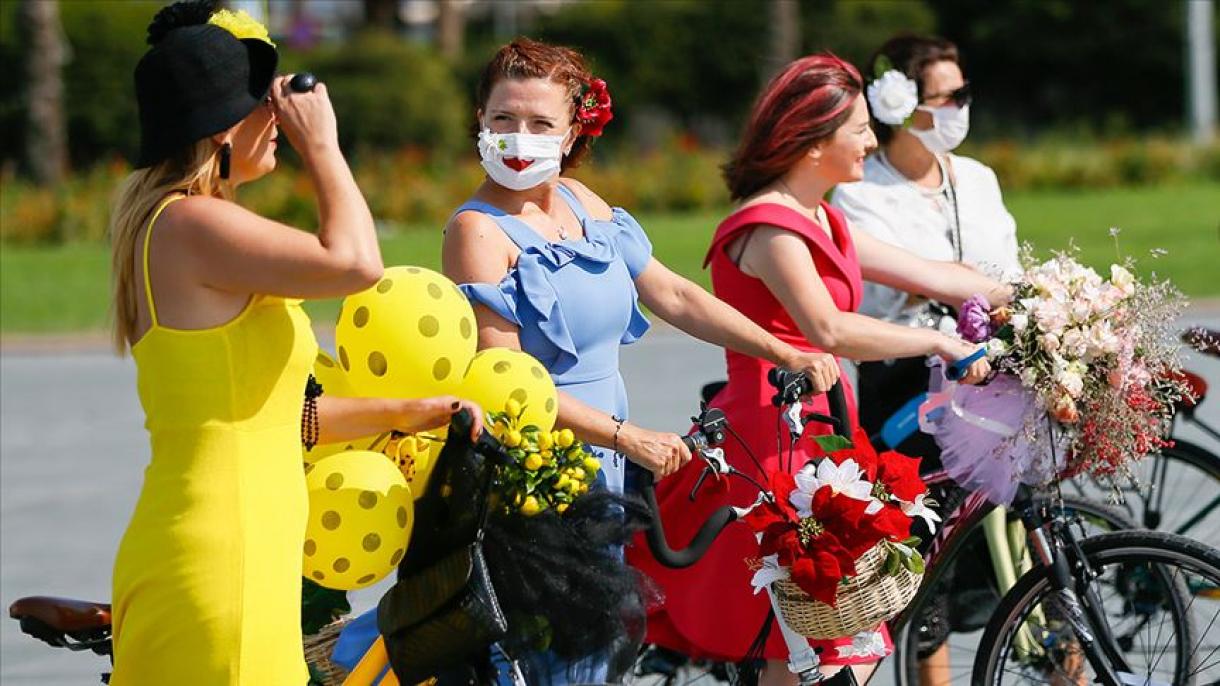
[335,266,477,400]
[303,451,414,591]
[461,347,558,433]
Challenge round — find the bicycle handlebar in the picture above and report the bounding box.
[641,368,851,569]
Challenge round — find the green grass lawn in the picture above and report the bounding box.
[2,181,1216,334]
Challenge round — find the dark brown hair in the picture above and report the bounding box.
[723,53,863,201]
[474,37,597,171]
[868,34,960,145]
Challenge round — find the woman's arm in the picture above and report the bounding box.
[171,77,382,298]
[741,227,989,381]
[314,396,483,444]
[634,259,839,392]
[852,225,1010,308]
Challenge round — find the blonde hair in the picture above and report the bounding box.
[110,140,233,354]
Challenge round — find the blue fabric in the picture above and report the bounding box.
[330,609,391,684]
[335,184,655,684]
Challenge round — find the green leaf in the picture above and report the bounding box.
[811,435,854,453]
[902,536,922,548]
[883,550,901,576]
[873,54,895,80]
[903,554,926,574]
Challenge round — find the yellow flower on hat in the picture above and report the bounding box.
[208,9,275,47]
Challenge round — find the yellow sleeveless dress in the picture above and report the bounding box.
[111,195,317,685]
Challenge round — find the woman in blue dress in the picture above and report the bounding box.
[441,38,845,684]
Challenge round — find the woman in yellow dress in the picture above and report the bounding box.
[108,2,479,683]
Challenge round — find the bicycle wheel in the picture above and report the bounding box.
[892,497,1136,686]
[1067,440,1220,549]
[973,530,1220,685]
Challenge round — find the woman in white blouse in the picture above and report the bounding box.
[830,34,1021,686]
[832,33,1020,456]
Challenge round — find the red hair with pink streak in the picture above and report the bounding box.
[724,53,863,201]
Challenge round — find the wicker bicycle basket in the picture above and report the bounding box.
[771,543,923,639]
[303,618,351,686]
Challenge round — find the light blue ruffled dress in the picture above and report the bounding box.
[332,183,654,684]
[457,182,652,495]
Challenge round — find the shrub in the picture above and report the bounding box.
[283,32,468,159]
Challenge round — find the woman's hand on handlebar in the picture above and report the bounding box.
[620,424,692,479]
[780,350,840,396]
[939,337,991,385]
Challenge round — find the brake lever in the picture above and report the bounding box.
[689,447,730,501]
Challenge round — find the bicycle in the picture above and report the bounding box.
[631,364,1220,686]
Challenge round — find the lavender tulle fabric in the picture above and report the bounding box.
[921,371,1066,505]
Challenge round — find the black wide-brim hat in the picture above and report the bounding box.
[134,24,277,168]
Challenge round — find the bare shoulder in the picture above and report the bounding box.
[444,209,510,250]
[157,194,259,241]
[558,177,613,220]
[442,209,513,279]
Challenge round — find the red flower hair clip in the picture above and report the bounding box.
[577,78,614,137]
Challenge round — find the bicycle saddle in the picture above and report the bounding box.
[9,596,111,633]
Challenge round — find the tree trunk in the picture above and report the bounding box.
[363,0,398,31]
[437,0,465,60]
[766,0,800,80]
[20,0,69,186]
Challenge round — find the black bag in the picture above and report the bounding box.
[378,411,510,683]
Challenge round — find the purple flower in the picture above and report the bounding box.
[957,295,993,343]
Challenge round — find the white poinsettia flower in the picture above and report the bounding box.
[836,630,888,659]
[900,493,942,533]
[867,70,918,125]
[790,459,873,516]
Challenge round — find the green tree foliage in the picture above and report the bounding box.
[1,1,159,168]
[284,31,467,158]
[532,0,936,141]
[929,0,1193,137]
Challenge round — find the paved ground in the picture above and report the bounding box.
[3,309,1217,685]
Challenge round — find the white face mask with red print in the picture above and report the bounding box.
[477,127,571,191]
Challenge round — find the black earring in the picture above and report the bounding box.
[219,142,231,180]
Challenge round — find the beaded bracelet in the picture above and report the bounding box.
[611,414,625,456]
[302,374,324,451]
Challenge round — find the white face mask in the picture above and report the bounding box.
[909,104,970,155]
[477,127,570,191]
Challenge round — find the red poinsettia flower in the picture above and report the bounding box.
[743,470,878,605]
[860,501,913,543]
[814,428,925,504]
[576,78,614,137]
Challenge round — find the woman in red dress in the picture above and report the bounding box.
[628,55,1009,684]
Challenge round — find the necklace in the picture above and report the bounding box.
[556,224,569,241]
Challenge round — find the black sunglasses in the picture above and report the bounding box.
[924,82,972,108]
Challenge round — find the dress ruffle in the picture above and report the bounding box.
[460,206,651,375]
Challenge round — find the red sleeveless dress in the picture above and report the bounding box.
[628,202,892,664]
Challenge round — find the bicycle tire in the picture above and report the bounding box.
[891,496,1136,686]
[973,530,1220,685]
[1068,439,1220,547]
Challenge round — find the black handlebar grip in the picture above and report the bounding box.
[825,380,849,438]
[637,470,737,569]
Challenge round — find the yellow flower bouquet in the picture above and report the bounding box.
[486,399,601,516]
